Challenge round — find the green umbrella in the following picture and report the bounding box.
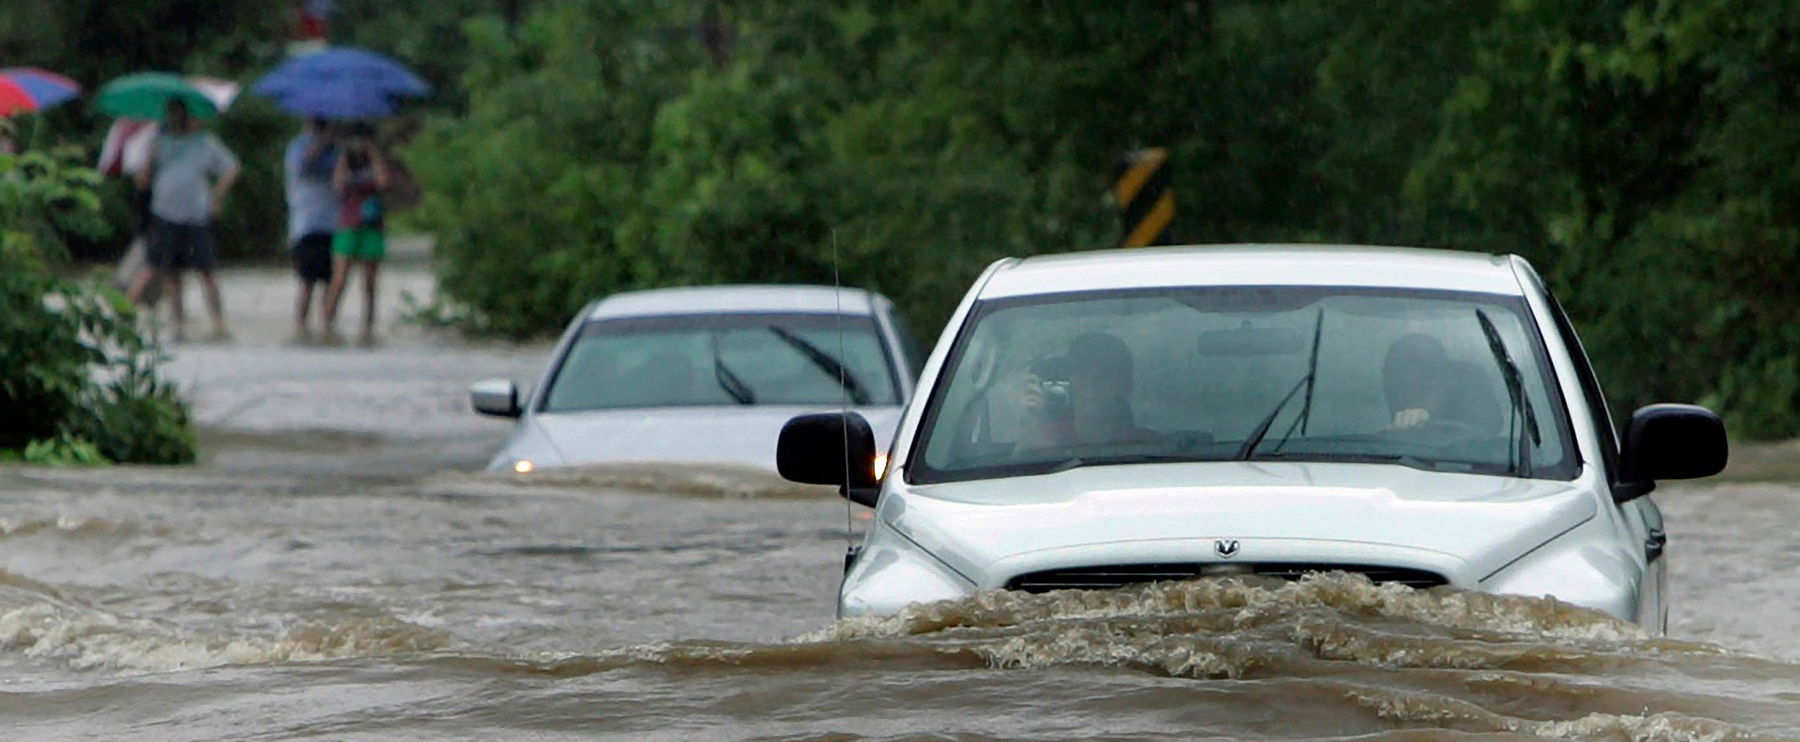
[96,72,219,120]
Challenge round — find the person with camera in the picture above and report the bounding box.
[321,123,391,346]
[1017,332,1162,451]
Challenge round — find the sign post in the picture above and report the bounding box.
[1115,148,1174,247]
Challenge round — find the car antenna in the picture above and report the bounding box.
[832,227,855,551]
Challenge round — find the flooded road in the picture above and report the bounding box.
[2,249,1797,740]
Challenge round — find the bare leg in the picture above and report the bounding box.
[129,267,163,341]
[322,254,351,341]
[295,280,316,338]
[359,260,380,344]
[165,270,187,343]
[197,269,228,339]
[125,264,157,305]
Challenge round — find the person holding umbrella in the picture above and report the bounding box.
[124,97,239,342]
[252,47,428,346]
[321,123,390,346]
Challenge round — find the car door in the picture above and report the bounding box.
[1541,289,1667,630]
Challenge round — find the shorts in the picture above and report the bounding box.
[147,217,217,271]
[293,232,334,283]
[132,188,152,238]
[331,227,386,261]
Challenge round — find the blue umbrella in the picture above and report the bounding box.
[252,46,428,105]
[273,84,397,120]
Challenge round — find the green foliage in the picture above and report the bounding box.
[1405,0,1800,437]
[405,0,1796,439]
[23,434,107,467]
[0,147,196,465]
[0,0,293,260]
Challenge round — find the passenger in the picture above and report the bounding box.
[1019,332,1161,450]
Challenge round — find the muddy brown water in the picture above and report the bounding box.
[2,257,1796,740]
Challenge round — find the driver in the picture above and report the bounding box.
[1019,332,1161,450]
[1383,333,1450,430]
[634,350,698,405]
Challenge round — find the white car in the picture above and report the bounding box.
[776,245,1727,628]
[473,285,922,474]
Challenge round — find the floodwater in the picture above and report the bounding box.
[2,249,1797,740]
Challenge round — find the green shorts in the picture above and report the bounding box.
[331,228,387,261]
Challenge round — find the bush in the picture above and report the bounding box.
[413,0,1799,439]
[0,146,196,465]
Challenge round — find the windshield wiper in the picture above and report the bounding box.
[1238,307,1325,460]
[1270,306,1326,455]
[714,360,755,405]
[768,325,872,406]
[710,331,755,405]
[1475,309,1539,477]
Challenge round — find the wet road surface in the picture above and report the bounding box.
[1,248,1795,740]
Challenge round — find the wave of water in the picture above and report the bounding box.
[0,568,450,675]
[0,515,158,541]
[354,574,1795,740]
[426,463,835,500]
[1,571,1792,739]
[2,456,1794,740]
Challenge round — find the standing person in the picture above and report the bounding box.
[126,99,239,342]
[322,124,390,346]
[283,118,340,340]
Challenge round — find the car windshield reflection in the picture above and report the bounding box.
[542,312,901,412]
[912,286,1573,483]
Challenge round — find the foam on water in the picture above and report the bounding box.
[824,572,1656,647]
[0,571,450,675]
[0,515,154,541]
[429,462,832,500]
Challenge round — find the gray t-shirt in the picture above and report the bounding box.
[283,132,340,243]
[149,131,239,226]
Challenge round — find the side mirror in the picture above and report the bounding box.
[470,379,521,418]
[777,412,880,507]
[1615,403,1727,502]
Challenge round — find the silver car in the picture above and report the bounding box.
[776,245,1727,628]
[473,284,922,474]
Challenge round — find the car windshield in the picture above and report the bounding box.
[912,286,1575,483]
[542,312,901,412]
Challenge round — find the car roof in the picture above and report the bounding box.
[586,284,883,321]
[979,245,1524,299]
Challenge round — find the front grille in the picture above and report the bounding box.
[1003,562,1447,593]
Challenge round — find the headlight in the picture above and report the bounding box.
[511,459,536,474]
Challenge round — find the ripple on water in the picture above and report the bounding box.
[321,573,1796,740]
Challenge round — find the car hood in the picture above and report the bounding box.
[531,405,904,472]
[886,461,1597,586]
